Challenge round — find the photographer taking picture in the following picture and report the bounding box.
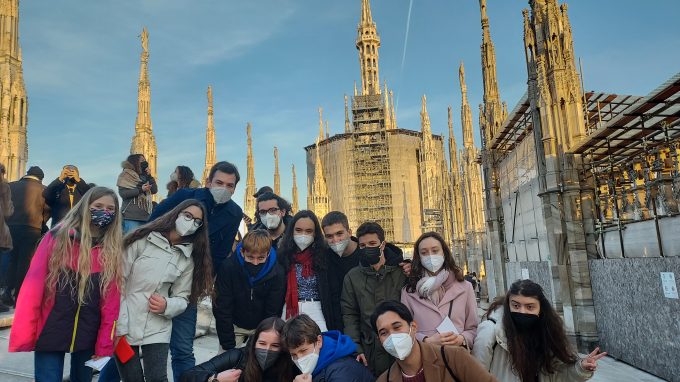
[43,164,91,228]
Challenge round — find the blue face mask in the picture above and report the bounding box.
[90,208,115,228]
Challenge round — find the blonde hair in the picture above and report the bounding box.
[242,229,272,255]
[45,187,123,304]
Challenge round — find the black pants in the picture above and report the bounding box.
[5,226,42,298]
[116,343,170,382]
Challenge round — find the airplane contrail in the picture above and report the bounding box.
[396,0,414,113]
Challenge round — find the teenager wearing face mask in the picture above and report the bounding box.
[9,187,123,381]
[44,164,92,228]
[283,314,374,382]
[181,317,297,382]
[401,232,478,350]
[472,279,606,382]
[113,199,213,381]
[213,229,286,350]
[147,161,243,381]
[341,221,406,376]
[118,154,158,233]
[167,165,200,198]
[372,300,496,382]
[253,192,293,248]
[278,210,333,332]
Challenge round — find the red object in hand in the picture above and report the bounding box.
[115,337,135,364]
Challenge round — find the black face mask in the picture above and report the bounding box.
[510,312,540,332]
[140,161,149,172]
[359,246,382,266]
[244,261,265,277]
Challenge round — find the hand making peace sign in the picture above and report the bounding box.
[581,347,608,372]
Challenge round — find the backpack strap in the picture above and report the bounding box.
[440,346,461,382]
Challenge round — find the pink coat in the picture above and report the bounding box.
[9,231,120,356]
[401,274,479,349]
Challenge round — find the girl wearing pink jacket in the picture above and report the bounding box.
[401,232,479,350]
[9,187,123,382]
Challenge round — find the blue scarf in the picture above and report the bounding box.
[235,242,277,287]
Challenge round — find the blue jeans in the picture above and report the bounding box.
[122,219,144,234]
[34,349,94,382]
[169,304,197,382]
[97,357,120,382]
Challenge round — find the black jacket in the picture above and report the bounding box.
[7,177,50,230]
[180,347,293,382]
[43,178,91,228]
[149,188,243,272]
[325,237,361,332]
[214,248,286,350]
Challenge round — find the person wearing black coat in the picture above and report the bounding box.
[214,230,286,350]
[43,165,91,228]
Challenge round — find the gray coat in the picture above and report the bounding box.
[117,232,194,346]
[0,180,13,250]
[472,309,593,382]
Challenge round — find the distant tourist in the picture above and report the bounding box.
[9,187,123,381]
[167,165,200,197]
[2,166,50,306]
[44,164,91,228]
[117,154,158,233]
[0,163,13,312]
[402,232,479,350]
[372,300,496,382]
[114,199,213,381]
[341,221,406,376]
[181,317,297,382]
[473,279,606,381]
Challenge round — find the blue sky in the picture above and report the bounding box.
[19,0,680,207]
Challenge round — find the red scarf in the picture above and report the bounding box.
[285,248,314,319]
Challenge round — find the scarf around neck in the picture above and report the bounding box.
[416,268,450,305]
[285,248,314,319]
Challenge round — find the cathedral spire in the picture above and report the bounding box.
[131,27,158,179]
[356,0,381,95]
[311,138,329,218]
[291,164,299,213]
[479,0,506,144]
[459,62,474,149]
[318,107,324,141]
[390,90,396,129]
[273,146,281,195]
[344,95,351,133]
[202,85,216,184]
[420,95,431,137]
[0,0,20,59]
[243,123,257,219]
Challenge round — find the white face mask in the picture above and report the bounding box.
[175,215,199,237]
[260,213,282,230]
[329,237,350,256]
[382,326,414,360]
[420,255,445,273]
[170,172,178,182]
[293,345,319,375]
[294,234,314,251]
[209,186,232,204]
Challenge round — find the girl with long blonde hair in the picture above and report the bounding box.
[9,186,123,382]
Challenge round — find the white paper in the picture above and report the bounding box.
[85,357,111,371]
[521,268,530,280]
[661,272,678,299]
[436,316,460,335]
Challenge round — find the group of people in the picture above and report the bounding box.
[0,158,607,382]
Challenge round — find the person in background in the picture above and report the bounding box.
[401,232,478,350]
[181,317,297,382]
[9,187,123,382]
[114,199,213,382]
[167,165,201,197]
[278,210,333,332]
[282,314,374,382]
[473,279,606,382]
[341,221,406,376]
[118,154,158,233]
[320,211,359,332]
[213,229,285,351]
[372,300,496,382]
[246,186,273,230]
[149,161,243,381]
[2,166,50,306]
[253,192,293,247]
[0,163,13,312]
[44,164,91,228]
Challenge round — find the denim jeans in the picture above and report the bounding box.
[116,343,170,382]
[97,357,120,382]
[169,304,197,382]
[34,349,94,382]
[122,219,144,234]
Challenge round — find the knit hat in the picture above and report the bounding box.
[26,166,45,180]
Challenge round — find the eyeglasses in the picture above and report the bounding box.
[180,211,203,228]
[257,207,280,215]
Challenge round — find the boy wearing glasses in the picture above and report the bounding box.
[254,192,293,247]
[213,229,286,350]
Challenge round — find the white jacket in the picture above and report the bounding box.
[472,308,593,382]
[117,232,194,346]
